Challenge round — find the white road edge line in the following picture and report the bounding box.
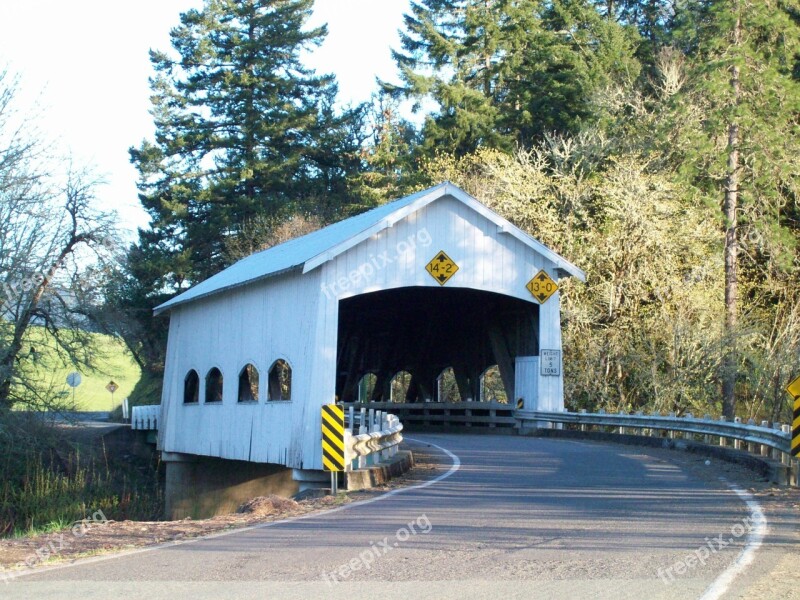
[698,478,768,600]
[6,436,460,582]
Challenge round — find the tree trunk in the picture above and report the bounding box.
[722,13,742,419]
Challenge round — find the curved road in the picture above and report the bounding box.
[6,434,794,599]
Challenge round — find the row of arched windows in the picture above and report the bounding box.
[183,360,292,404]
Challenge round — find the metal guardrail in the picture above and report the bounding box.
[131,405,159,431]
[517,409,795,467]
[343,405,404,469]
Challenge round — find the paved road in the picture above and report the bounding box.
[6,434,795,599]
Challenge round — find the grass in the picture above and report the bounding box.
[0,413,163,537]
[16,327,141,413]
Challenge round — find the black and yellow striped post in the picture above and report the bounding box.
[321,404,345,493]
[787,376,800,457]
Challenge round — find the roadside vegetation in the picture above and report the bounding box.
[0,413,162,537]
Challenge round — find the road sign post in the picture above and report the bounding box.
[106,380,119,411]
[321,404,345,494]
[66,372,82,407]
[787,375,800,458]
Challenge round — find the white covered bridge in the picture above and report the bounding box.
[152,182,584,516]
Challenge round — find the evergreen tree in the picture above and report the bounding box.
[130,0,361,283]
[386,0,640,156]
[667,0,800,417]
[385,0,515,156]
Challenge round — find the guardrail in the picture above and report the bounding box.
[343,401,516,430]
[342,405,404,469]
[131,405,160,431]
[518,409,797,473]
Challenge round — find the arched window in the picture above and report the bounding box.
[390,371,412,403]
[480,365,507,403]
[267,359,291,401]
[357,373,377,403]
[436,367,461,403]
[238,364,259,402]
[205,367,223,403]
[184,370,199,404]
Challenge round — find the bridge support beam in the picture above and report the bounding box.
[163,453,298,519]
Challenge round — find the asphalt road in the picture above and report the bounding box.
[6,434,797,599]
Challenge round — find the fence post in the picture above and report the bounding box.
[733,417,742,450]
[782,425,792,466]
[719,416,727,447]
[703,415,712,444]
[759,420,770,456]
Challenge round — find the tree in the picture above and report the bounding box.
[130,0,363,284]
[385,0,641,155]
[385,0,515,156]
[0,70,117,409]
[424,144,722,413]
[667,0,800,417]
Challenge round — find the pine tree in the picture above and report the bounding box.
[668,0,800,417]
[385,0,515,157]
[386,0,641,156]
[130,0,360,283]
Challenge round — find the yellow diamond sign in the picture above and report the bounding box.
[787,375,800,399]
[426,250,459,285]
[527,270,558,303]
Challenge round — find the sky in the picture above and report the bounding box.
[0,0,410,238]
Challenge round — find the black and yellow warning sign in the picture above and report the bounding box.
[787,375,800,457]
[425,250,459,285]
[526,270,558,304]
[516,398,524,410]
[321,403,346,471]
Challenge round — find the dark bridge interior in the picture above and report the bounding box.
[336,287,538,403]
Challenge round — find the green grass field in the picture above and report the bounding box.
[17,327,142,412]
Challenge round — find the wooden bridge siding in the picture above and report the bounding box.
[159,269,335,470]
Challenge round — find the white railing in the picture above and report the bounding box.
[517,409,796,469]
[343,405,404,470]
[131,405,160,431]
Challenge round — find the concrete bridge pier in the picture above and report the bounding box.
[162,452,298,520]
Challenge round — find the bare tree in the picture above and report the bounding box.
[0,70,118,410]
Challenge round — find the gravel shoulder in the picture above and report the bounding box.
[0,441,442,574]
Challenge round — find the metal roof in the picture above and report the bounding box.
[153,182,585,314]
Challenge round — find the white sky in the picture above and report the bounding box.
[0,0,410,237]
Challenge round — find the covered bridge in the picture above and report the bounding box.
[154,182,585,479]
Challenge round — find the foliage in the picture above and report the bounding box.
[385,0,641,155]
[425,145,727,414]
[0,412,162,536]
[0,69,120,410]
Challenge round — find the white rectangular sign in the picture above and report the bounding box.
[540,350,561,376]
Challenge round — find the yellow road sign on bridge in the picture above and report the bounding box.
[426,250,459,285]
[526,270,558,304]
[321,404,346,471]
